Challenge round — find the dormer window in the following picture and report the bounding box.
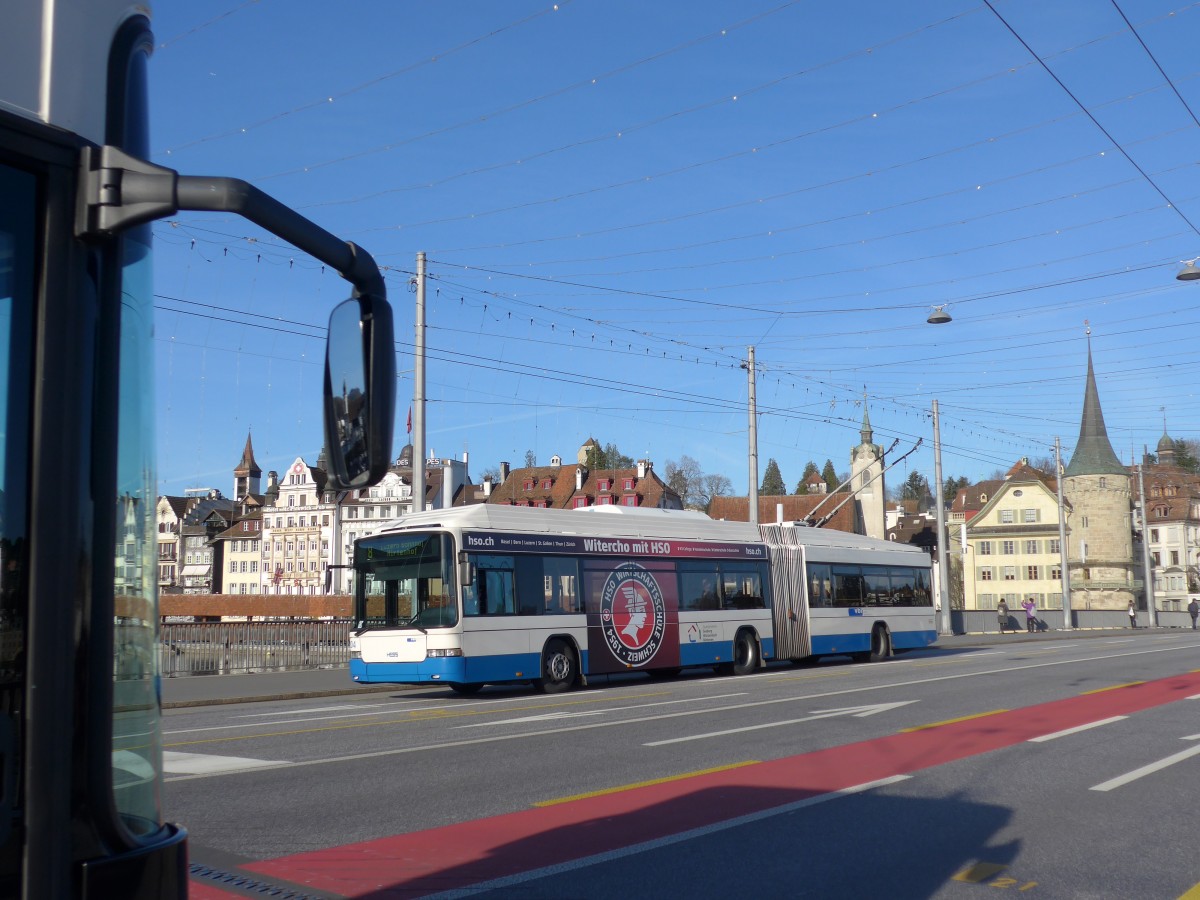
[598,479,611,492]
[623,478,634,491]
[542,479,553,490]
[523,479,534,491]
[979,493,988,503]
[574,497,589,508]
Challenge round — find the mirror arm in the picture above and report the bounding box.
[77,145,386,299]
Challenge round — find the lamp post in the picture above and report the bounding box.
[1054,437,1071,631]
[933,400,952,634]
[742,347,759,526]
[1138,446,1157,627]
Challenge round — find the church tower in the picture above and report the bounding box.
[850,403,885,540]
[1063,340,1135,610]
[233,432,262,501]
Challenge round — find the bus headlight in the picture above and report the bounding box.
[349,638,360,660]
[426,648,463,658]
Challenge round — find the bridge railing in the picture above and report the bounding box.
[159,619,353,676]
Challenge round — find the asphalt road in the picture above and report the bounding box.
[164,628,1200,899]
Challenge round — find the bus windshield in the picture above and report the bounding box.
[354,533,457,630]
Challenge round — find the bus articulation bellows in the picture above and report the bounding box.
[349,505,936,693]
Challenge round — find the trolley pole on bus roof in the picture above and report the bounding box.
[413,252,427,513]
[933,399,952,635]
[743,347,759,526]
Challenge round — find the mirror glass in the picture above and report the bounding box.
[326,297,371,488]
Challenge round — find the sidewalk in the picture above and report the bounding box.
[159,626,1151,709]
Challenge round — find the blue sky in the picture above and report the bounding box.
[148,0,1200,499]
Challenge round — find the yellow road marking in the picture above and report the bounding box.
[534,761,759,807]
[901,710,1007,733]
[1178,879,1200,899]
[952,863,1007,883]
[1081,681,1144,695]
[164,690,674,748]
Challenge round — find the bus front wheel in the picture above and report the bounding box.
[537,639,577,694]
[449,682,482,695]
[720,630,758,676]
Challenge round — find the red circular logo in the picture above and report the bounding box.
[600,564,666,667]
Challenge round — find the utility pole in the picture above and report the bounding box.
[1055,437,1071,631]
[744,347,759,526]
[933,400,951,635]
[412,252,426,514]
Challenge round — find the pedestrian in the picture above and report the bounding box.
[1128,601,1137,630]
[997,600,1009,634]
[1189,598,1199,630]
[1022,597,1037,633]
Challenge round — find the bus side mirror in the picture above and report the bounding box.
[458,551,474,588]
[324,294,395,489]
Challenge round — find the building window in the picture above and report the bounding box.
[1150,528,1159,543]
[979,568,993,581]
[999,509,1014,524]
[542,479,553,490]
[1048,538,1060,554]
[1024,540,1038,554]
[299,495,306,506]
[598,479,611,492]
[1023,509,1038,523]
[978,541,992,556]
[623,495,637,506]
[288,495,295,507]
[323,515,330,526]
[574,497,588,508]
[1081,516,1089,528]
[597,495,613,505]
[1171,550,1180,566]
[523,480,534,491]
[229,560,236,572]
[1155,506,1169,518]
[1152,552,1161,566]
[1099,477,1107,488]
[251,561,258,573]
[1026,565,1039,580]
[1050,565,1061,580]
[1003,566,1016,581]
[1001,541,1015,555]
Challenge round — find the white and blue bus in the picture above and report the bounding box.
[349,505,936,693]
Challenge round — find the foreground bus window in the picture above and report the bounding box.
[354,534,458,630]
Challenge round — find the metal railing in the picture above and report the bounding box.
[159,620,353,676]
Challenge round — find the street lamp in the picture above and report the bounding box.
[927,305,952,324]
[1177,259,1200,282]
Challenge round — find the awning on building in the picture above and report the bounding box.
[180,565,209,577]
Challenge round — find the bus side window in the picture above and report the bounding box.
[678,565,720,611]
[807,564,832,608]
[515,556,543,615]
[719,562,765,609]
[543,557,580,614]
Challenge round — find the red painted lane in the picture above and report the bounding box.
[246,671,1200,898]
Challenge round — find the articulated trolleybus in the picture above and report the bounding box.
[349,505,935,693]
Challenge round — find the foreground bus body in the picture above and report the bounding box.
[349,506,936,692]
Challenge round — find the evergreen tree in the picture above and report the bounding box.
[524,449,537,467]
[1172,439,1200,474]
[900,471,930,502]
[760,458,785,495]
[821,459,839,493]
[795,460,819,494]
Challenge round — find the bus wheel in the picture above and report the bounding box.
[869,625,892,662]
[731,630,758,676]
[538,639,577,694]
[448,682,482,695]
[648,667,681,680]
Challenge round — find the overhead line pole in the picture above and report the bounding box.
[413,252,427,514]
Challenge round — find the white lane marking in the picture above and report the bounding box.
[1089,745,1200,792]
[1104,639,1136,644]
[163,750,288,775]
[237,703,374,716]
[424,775,913,899]
[1187,694,1200,701]
[164,642,1200,781]
[645,701,918,747]
[1028,716,1127,742]
[456,693,748,728]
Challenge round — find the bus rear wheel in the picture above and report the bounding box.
[537,639,577,694]
[448,682,482,695]
[869,625,892,662]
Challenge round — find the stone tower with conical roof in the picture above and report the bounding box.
[850,401,885,540]
[1063,342,1134,610]
[233,432,262,501]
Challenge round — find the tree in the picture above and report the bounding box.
[1172,439,1200,474]
[943,475,970,499]
[899,471,930,503]
[664,455,703,508]
[795,460,819,494]
[821,459,839,493]
[524,449,537,468]
[479,465,501,485]
[760,458,785,496]
[583,441,634,471]
[698,473,733,510]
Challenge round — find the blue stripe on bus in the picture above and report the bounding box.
[810,629,937,656]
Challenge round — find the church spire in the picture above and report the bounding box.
[859,394,873,446]
[1064,336,1124,477]
[233,432,262,500]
